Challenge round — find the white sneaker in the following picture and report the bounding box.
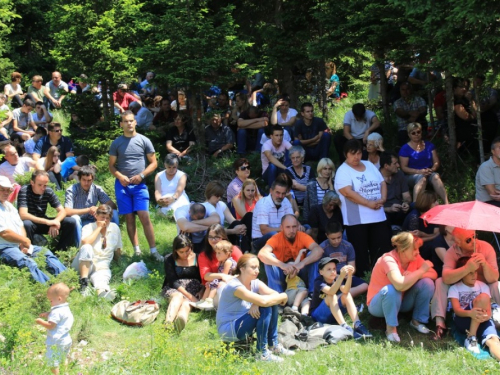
[134,248,142,256]
[196,298,215,311]
[257,351,284,362]
[271,343,295,356]
[151,251,164,262]
[98,289,117,302]
[465,336,480,354]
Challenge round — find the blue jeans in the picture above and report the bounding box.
[264,253,319,293]
[368,278,435,327]
[262,151,291,187]
[293,131,332,162]
[234,305,278,353]
[0,245,66,283]
[72,210,119,247]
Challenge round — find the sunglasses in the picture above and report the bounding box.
[239,166,250,171]
[465,235,476,244]
[410,130,422,135]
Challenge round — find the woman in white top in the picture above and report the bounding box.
[154,154,190,215]
[4,72,25,108]
[271,95,297,132]
[334,139,392,277]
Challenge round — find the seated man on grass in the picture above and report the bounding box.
[293,102,331,162]
[309,257,372,338]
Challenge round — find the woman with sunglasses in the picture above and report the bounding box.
[226,158,258,204]
[198,224,243,307]
[399,122,448,204]
[368,232,437,342]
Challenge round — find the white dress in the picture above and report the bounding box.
[158,170,190,214]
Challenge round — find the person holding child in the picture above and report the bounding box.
[448,256,500,357]
[162,235,204,333]
[310,257,372,338]
[367,232,437,343]
[35,283,74,375]
[193,240,236,310]
[216,254,294,362]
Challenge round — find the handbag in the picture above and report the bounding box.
[111,300,160,327]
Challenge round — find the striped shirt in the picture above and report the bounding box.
[315,181,329,206]
[17,185,60,218]
[286,165,315,204]
[64,183,111,221]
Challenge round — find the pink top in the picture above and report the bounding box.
[198,245,243,284]
[235,196,257,220]
[367,249,426,305]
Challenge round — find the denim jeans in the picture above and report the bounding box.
[262,150,291,187]
[0,245,66,283]
[234,305,278,353]
[368,278,435,327]
[264,253,318,293]
[292,131,332,162]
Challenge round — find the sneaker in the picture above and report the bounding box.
[134,248,142,256]
[342,324,362,340]
[410,321,430,334]
[271,343,295,356]
[196,298,215,311]
[354,322,373,338]
[386,331,401,343]
[79,278,89,293]
[98,289,117,302]
[492,307,500,329]
[465,336,480,354]
[151,251,164,262]
[257,351,284,362]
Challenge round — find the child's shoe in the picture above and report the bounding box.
[465,335,480,354]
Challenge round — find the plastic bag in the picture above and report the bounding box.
[123,261,150,281]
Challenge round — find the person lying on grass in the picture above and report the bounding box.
[449,256,500,358]
[309,257,372,339]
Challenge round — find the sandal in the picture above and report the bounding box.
[431,325,447,341]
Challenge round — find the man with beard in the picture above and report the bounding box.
[258,214,323,293]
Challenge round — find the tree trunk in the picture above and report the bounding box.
[377,61,390,127]
[474,84,485,163]
[445,72,457,168]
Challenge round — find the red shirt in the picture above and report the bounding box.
[113,92,137,111]
[198,245,242,284]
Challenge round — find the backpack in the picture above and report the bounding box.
[111,300,160,327]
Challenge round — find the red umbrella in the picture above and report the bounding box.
[420,200,500,232]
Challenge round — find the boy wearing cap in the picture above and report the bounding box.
[310,257,372,338]
[318,222,368,297]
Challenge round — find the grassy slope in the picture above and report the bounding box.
[1,108,498,374]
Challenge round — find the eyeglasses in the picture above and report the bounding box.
[239,166,250,171]
[51,129,62,133]
[465,235,476,244]
[410,131,422,135]
[208,236,222,241]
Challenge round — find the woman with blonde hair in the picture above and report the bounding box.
[303,157,335,222]
[232,178,262,220]
[367,232,437,342]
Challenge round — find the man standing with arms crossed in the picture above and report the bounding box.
[109,111,162,261]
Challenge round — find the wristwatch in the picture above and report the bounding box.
[140,173,145,180]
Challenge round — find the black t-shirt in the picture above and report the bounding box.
[308,204,343,244]
[294,117,327,141]
[166,126,196,152]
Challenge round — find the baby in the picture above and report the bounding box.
[195,240,236,310]
[35,283,74,375]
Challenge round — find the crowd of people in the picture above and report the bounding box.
[1,65,500,371]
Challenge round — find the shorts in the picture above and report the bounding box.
[285,287,308,307]
[453,303,499,345]
[46,343,71,367]
[115,179,150,215]
[311,297,346,324]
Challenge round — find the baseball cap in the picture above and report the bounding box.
[0,176,13,189]
[318,257,339,270]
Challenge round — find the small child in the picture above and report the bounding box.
[310,257,372,338]
[448,256,500,357]
[195,240,236,310]
[24,126,47,158]
[319,222,368,297]
[61,154,90,181]
[284,248,310,315]
[35,283,74,375]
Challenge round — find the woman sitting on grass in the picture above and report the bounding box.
[216,254,294,362]
[232,178,262,220]
[163,235,204,333]
[36,145,62,190]
[367,232,437,343]
[154,154,190,215]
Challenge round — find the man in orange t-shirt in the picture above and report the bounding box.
[258,214,323,293]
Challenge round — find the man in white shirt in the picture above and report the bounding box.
[476,137,500,207]
[0,144,34,184]
[129,101,154,131]
[261,125,292,188]
[32,102,53,127]
[44,71,69,109]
